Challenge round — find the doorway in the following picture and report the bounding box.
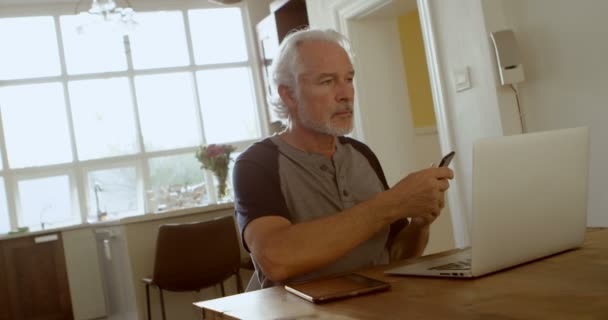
[331,0,457,254]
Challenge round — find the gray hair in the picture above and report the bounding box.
[269,28,353,125]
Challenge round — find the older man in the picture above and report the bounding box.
[233,29,453,290]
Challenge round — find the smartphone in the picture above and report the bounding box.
[284,273,390,303]
[439,151,456,167]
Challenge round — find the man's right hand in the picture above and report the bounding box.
[383,167,454,223]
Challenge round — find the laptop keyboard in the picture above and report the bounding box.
[429,258,472,271]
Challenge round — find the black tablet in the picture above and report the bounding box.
[284,273,390,303]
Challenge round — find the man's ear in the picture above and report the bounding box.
[278,85,298,112]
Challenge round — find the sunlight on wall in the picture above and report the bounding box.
[398,11,436,129]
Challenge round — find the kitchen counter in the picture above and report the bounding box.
[0,202,234,241]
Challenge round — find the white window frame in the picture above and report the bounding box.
[0,1,269,231]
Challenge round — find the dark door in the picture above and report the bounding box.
[1,233,73,320]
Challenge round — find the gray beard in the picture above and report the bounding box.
[298,103,354,137]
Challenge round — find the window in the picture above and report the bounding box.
[0,83,73,168]
[86,166,141,221]
[0,5,264,233]
[60,15,127,74]
[188,8,248,64]
[134,72,201,151]
[0,16,61,80]
[196,67,259,143]
[148,153,207,212]
[18,175,76,230]
[68,77,139,160]
[129,11,190,70]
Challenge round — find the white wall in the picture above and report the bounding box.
[305,0,333,29]
[348,18,418,186]
[495,0,608,226]
[421,0,510,244]
[480,0,524,136]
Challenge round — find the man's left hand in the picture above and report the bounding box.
[410,188,446,226]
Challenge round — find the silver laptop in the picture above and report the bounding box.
[385,127,589,278]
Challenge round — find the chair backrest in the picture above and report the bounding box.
[152,215,241,291]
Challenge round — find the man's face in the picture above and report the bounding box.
[292,40,355,136]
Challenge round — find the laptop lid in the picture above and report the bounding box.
[471,127,589,276]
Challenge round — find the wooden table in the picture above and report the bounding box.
[194,228,608,319]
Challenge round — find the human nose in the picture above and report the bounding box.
[335,79,354,103]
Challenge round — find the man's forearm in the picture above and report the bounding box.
[389,222,430,262]
[252,195,397,282]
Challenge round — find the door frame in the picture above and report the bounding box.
[324,0,469,247]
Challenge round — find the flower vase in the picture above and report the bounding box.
[213,171,231,203]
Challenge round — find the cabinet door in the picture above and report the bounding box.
[274,0,309,42]
[0,247,13,320]
[2,233,73,320]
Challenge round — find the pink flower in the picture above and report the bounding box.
[206,144,224,158]
[196,144,236,174]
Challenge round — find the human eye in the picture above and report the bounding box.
[320,78,334,85]
[347,71,355,83]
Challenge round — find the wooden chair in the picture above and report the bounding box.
[142,216,243,320]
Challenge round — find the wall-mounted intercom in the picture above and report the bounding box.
[490,30,525,85]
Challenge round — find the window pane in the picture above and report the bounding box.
[135,72,201,151]
[0,178,9,234]
[0,83,73,168]
[188,8,248,64]
[87,166,140,221]
[18,175,75,230]
[0,16,61,80]
[69,77,138,160]
[148,153,207,212]
[129,11,190,70]
[60,15,127,75]
[196,67,259,143]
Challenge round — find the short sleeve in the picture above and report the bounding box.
[232,140,290,251]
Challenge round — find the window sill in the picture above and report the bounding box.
[109,202,235,226]
[0,202,234,241]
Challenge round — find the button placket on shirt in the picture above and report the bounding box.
[318,161,336,194]
[332,160,351,202]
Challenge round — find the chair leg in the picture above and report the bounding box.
[197,290,207,319]
[145,284,152,320]
[159,288,167,320]
[236,270,243,293]
[220,281,226,297]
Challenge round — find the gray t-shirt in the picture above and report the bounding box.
[233,136,407,289]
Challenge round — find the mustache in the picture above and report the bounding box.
[335,102,354,113]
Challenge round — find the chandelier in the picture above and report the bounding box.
[74,0,138,35]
